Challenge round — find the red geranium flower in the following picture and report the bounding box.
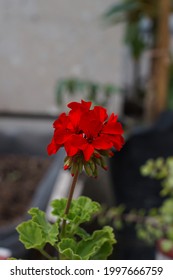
[47,100,124,176]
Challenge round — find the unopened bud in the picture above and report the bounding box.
[108,150,114,157]
[100,158,108,171]
[93,166,98,178]
[64,164,69,170]
[71,162,78,176]
[84,162,93,177]
[94,157,102,166]
[94,151,101,158]
[64,156,72,169]
[89,160,96,173]
[77,161,83,174]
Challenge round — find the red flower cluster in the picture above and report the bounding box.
[47,100,124,176]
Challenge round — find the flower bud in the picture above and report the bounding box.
[71,162,78,176]
[77,160,84,174]
[64,164,69,170]
[94,157,102,166]
[64,156,73,169]
[93,166,98,178]
[84,162,93,177]
[94,151,101,158]
[100,157,108,170]
[89,160,96,173]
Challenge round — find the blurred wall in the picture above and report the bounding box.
[0,0,123,114]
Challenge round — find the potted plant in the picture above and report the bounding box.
[16,100,125,260]
[98,156,173,259]
[138,156,173,259]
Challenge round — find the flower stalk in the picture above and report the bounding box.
[61,170,79,238]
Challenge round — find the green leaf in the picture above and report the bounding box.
[64,78,79,94]
[28,208,59,246]
[125,22,146,59]
[51,199,69,219]
[73,226,90,239]
[16,220,44,249]
[55,80,65,105]
[160,199,173,224]
[76,226,116,260]
[167,226,173,241]
[69,196,101,224]
[140,159,155,176]
[113,219,123,230]
[58,238,81,260]
[103,1,139,19]
[59,226,116,260]
[161,239,173,253]
[91,241,113,260]
[103,84,120,95]
[52,196,101,226]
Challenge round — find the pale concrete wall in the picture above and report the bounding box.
[0,0,124,114]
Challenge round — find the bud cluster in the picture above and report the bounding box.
[64,149,113,177]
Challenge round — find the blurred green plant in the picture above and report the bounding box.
[55,78,121,107]
[137,157,173,252]
[102,0,156,111]
[98,156,173,255]
[102,0,173,118]
[102,0,159,59]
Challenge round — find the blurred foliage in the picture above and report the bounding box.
[55,1,173,115]
[102,0,160,60]
[55,78,121,107]
[136,157,173,251]
[98,156,173,254]
[141,157,173,196]
[103,0,173,117]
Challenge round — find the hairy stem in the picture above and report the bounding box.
[61,170,79,238]
[39,249,54,260]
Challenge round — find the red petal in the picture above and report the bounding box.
[54,130,72,144]
[64,142,79,157]
[103,122,124,135]
[64,135,86,157]
[109,135,125,151]
[53,113,68,129]
[68,109,81,131]
[47,137,61,155]
[92,135,113,150]
[80,111,102,138]
[82,143,94,161]
[93,106,108,122]
[68,100,91,111]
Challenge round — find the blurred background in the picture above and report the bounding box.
[0,0,123,115]
[0,0,173,260]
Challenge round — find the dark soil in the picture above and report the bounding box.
[0,154,52,227]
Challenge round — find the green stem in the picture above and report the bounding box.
[61,170,79,238]
[54,243,61,259]
[39,249,54,260]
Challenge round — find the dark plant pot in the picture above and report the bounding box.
[109,111,173,259]
[123,97,144,119]
[0,115,64,258]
